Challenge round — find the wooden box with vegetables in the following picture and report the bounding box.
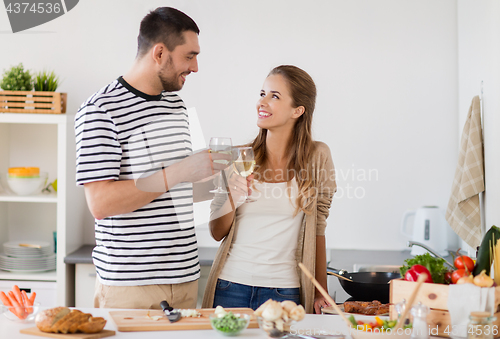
[390,226,500,338]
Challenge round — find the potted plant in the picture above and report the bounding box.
[34,70,60,92]
[0,63,33,91]
[0,64,66,114]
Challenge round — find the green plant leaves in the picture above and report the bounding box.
[34,70,60,92]
[0,63,33,91]
[0,63,61,92]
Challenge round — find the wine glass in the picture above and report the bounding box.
[232,146,256,203]
[209,137,232,194]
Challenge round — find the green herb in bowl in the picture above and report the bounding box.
[209,311,250,336]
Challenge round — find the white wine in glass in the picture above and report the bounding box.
[209,137,232,194]
[232,146,256,203]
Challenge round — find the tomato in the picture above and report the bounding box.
[454,255,475,272]
[451,268,470,284]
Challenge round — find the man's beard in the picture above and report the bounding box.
[158,55,186,92]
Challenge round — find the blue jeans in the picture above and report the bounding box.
[213,279,301,310]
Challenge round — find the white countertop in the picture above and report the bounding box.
[1,307,362,338]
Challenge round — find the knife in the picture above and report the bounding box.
[160,300,181,323]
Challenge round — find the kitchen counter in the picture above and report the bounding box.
[64,245,218,266]
[65,246,457,305]
[1,307,358,338]
[65,246,455,269]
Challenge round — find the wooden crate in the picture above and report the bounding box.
[0,90,67,114]
[390,279,500,337]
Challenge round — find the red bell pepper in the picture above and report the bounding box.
[404,264,433,283]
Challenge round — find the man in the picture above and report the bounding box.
[75,7,227,309]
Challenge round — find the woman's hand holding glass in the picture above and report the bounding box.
[226,171,253,206]
[231,147,256,203]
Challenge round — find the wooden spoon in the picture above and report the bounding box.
[298,263,354,328]
[327,271,353,282]
[393,273,428,331]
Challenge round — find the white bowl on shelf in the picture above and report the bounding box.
[7,172,48,196]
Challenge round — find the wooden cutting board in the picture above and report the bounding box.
[19,328,115,338]
[109,308,258,332]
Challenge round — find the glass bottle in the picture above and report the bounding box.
[410,302,429,339]
[467,312,497,339]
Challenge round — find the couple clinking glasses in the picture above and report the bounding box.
[75,7,336,315]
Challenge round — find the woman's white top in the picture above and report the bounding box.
[219,178,304,288]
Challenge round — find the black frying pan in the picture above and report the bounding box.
[327,267,400,304]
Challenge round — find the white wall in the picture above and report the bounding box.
[0,0,460,250]
[457,0,500,244]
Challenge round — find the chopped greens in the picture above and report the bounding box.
[400,253,448,284]
[211,311,248,335]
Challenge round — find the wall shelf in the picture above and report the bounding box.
[0,111,85,306]
[0,270,56,282]
[0,193,57,203]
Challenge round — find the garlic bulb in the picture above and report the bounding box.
[261,300,283,321]
[281,300,297,313]
[289,305,305,321]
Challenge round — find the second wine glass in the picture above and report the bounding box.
[232,146,256,203]
[209,137,232,194]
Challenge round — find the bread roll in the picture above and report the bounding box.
[66,313,91,333]
[35,307,71,333]
[51,309,82,333]
[78,317,107,334]
[35,307,106,334]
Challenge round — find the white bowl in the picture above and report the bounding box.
[7,172,47,195]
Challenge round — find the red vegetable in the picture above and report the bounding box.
[404,264,433,283]
[451,268,470,284]
[454,255,474,273]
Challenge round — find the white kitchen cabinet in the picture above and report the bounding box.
[0,113,86,306]
[75,264,96,308]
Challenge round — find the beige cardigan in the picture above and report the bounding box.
[202,142,336,314]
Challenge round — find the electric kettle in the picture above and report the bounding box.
[401,206,449,256]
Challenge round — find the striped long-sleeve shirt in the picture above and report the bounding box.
[75,76,199,286]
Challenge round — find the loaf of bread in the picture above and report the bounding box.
[35,307,107,334]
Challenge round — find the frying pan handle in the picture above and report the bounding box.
[327,267,342,275]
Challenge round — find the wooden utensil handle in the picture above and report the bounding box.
[298,263,353,328]
[327,271,353,282]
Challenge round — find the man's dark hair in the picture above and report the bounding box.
[137,7,199,58]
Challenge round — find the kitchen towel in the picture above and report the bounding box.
[447,284,495,337]
[446,96,484,248]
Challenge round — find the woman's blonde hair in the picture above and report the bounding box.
[251,65,317,215]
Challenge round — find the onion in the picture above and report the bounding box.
[473,270,494,287]
[456,275,474,284]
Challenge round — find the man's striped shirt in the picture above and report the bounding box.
[75,77,199,286]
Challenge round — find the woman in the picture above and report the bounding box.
[202,65,336,314]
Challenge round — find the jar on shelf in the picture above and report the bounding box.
[467,311,497,339]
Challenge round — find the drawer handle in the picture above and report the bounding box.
[89,274,96,278]
[20,288,31,293]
